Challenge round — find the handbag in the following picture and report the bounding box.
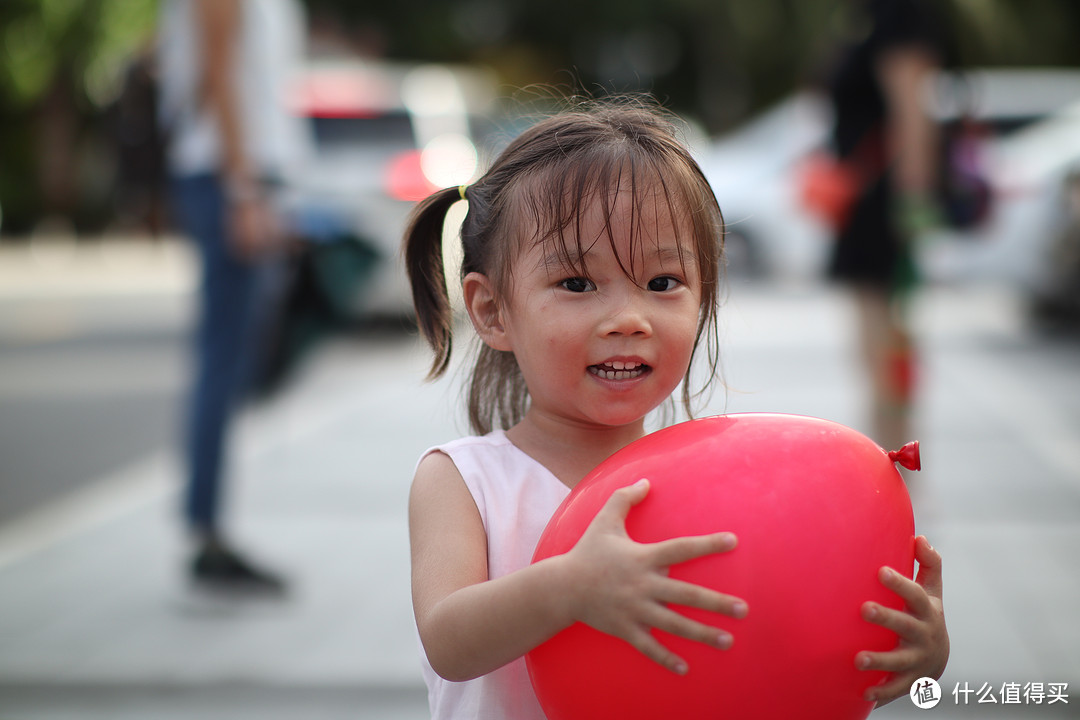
[798,151,863,232]
[799,124,887,233]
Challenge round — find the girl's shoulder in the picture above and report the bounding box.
[415,429,564,500]
[411,431,516,522]
[413,430,512,484]
[423,430,511,458]
[414,427,511,468]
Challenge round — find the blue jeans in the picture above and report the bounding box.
[170,173,280,534]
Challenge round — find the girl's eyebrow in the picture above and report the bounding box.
[538,244,695,275]
[540,249,578,270]
[538,244,589,274]
[654,246,694,265]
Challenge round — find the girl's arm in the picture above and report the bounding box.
[410,452,746,682]
[856,536,949,706]
[410,450,572,681]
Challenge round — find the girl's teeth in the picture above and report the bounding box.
[591,364,646,380]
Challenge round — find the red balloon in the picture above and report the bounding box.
[527,413,916,720]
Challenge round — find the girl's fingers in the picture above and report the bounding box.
[646,604,735,651]
[864,673,915,704]
[862,601,923,640]
[611,479,652,513]
[856,646,921,674]
[659,578,749,619]
[914,536,944,600]
[625,626,689,675]
[649,531,737,567]
[879,566,933,617]
[585,480,747,676]
[596,479,651,525]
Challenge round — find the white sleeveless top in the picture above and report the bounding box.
[418,431,571,720]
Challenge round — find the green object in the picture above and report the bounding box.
[309,238,380,319]
[894,191,943,239]
[251,236,380,399]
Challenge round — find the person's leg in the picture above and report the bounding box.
[853,285,916,453]
[172,174,257,535]
[171,173,285,594]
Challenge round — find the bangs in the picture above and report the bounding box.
[502,145,721,292]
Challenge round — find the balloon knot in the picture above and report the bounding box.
[888,441,921,471]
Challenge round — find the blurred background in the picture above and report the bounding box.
[3,0,1080,305]
[1,1,1079,718]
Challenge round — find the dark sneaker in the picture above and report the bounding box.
[190,545,288,597]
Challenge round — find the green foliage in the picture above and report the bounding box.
[0,0,158,111]
[0,0,158,233]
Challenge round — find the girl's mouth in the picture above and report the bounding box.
[588,361,649,381]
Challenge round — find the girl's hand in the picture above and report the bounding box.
[856,535,949,706]
[564,478,748,675]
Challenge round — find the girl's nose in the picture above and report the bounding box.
[600,290,653,337]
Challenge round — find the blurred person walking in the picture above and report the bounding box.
[821,0,946,453]
[158,0,310,594]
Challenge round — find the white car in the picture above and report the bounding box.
[696,91,831,281]
[283,59,499,317]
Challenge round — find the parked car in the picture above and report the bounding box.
[282,58,500,317]
[1028,164,1080,326]
[981,99,1080,326]
[697,69,1080,286]
[696,91,831,280]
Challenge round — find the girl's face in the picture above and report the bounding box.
[498,181,703,432]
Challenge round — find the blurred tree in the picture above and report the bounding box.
[0,0,157,235]
[307,0,1080,131]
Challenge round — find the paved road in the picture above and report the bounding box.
[0,240,191,524]
[1,239,1078,718]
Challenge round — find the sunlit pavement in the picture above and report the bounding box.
[0,239,1077,718]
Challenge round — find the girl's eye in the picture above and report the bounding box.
[560,277,596,293]
[647,276,681,292]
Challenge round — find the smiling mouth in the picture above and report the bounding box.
[588,361,649,381]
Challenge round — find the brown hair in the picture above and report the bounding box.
[404,97,725,434]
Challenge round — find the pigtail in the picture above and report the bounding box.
[404,186,462,379]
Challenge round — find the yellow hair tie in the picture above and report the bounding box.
[458,184,469,200]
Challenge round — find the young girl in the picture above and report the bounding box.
[404,100,948,719]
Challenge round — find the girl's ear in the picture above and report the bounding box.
[462,272,512,351]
